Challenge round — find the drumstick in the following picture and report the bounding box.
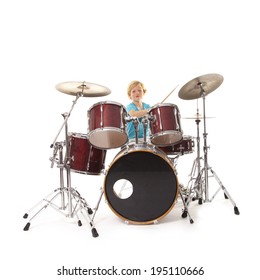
[160,84,179,103]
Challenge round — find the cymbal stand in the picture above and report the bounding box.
[194,84,240,214]
[50,94,81,148]
[185,103,204,205]
[23,95,100,237]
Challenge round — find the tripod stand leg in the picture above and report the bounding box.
[67,189,99,237]
[193,169,204,205]
[86,188,104,238]
[73,189,93,214]
[23,188,61,219]
[209,168,240,215]
[23,189,63,231]
[179,190,194,224]
[185,159,197,203]
[80,207,99,238]
[185,156,205,206]
[91,188,104,222]
[23,186,101,237]
[71,187,105,238]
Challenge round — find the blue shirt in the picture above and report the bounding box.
[126,102,151,139]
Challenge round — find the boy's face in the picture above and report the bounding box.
[130,84,144,102]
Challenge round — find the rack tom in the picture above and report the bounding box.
[88,101,128,149]
[69,133,106,175]
[148,103,183,146]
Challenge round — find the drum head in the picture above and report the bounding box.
[104,147,178,224]
[88,129,128,149]
[151,131,183,146]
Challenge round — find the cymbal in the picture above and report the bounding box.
[183,113,215,119]
[182,115,215,120]
[178,73,224,100]
[182,113,215,120]
[55,81,111,97]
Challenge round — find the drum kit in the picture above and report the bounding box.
[22,74,240,238]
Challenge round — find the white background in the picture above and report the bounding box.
[1,0,259,279]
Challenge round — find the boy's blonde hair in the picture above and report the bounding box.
[127,80,147,98]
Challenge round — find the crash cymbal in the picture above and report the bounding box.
[55,81,111,97]
[178,73,223,100]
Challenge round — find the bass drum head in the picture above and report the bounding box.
[104,145,178,224]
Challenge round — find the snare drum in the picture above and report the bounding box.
[148,103,183,146]
[104,143,179,224]
[88,101,128,149]
[159,135,194,155]
[69,133,106,175]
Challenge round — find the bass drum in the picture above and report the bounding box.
[104,144,179,224]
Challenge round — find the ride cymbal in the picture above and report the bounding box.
[55,81,111,97]
[178,73,224,100]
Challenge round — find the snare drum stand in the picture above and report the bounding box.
[194,84,240,214]
[23,94,100,237]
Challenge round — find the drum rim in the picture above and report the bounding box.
[104,144,179,224]
[70,168,102,175]
[88,127,128,134]
[68,132,88,139]
[148,103,180,111]
[150,130,183,136]
[105,192,179,225]
[182,135,193,140]
[150,131,183,146]
[159,149,193,155]
[88,100,127,111]
[88,128,128,149]
[111,143,172,163]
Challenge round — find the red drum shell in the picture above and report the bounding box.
[159,135,194,155]
[88,101,128,149]
[148,103,183,146]
[69,133,106,175]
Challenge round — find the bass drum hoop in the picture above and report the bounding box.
[104,144,179,224]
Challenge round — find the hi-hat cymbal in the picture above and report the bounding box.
[178,73,224,100]
[55,81,111,97]
[182,114,215,120]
